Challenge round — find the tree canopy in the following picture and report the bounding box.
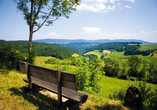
[14,0,81,51]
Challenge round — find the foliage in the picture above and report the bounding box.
[124,44,157,56]
[85,42,128,53]
[2,40,74,60]
[74,57,103,93]
[0,41,25,70]
[84,54,98,60]
[146,61,157,84]
[44,56,104,93]
[103,56,157,84]
[26,49,37,64]
[109,86,126,102]
[109,78,157,109]
[71,56,104,93]
[127,55,141,77]
[103,57,120,77]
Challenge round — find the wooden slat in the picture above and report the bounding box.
[62,88,88,103]
[23,77,57,93]
[61,80,77,91]
[28,64,58,84]
[19,61,28,74]
[23,77,88,103]
[61,71,78,91]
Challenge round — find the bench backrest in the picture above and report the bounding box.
[19,61,78,91]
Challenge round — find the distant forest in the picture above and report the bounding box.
[1,40,157,59]
[0,40,76,59]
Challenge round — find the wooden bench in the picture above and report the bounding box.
[19,61,88,110]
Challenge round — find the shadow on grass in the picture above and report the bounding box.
[89,101,146,110]
[9,87,60,110]
[93,103,123,110]
[0,69,9,74]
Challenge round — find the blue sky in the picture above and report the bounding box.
[0,0,157,42]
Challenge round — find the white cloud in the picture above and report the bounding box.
[15,32,23,34]
[47,32,63,37]
[110,0,115,3]
[77,0,135,12]
[124,0,135,2]
[140,30,157,34]
[124,5,131,8]
[77,0,116,12]
[82,27,101,34]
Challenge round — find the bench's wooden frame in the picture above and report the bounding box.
[19,61,88,109]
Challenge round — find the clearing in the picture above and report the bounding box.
[72,53,79,57]
[103,50,111,54]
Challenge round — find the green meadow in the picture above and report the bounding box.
[1,56,157,109]
[139,44,157,50]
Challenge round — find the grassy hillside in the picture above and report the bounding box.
[84,48,157,62]
[0,56,157,109]
[139,44,157,50]
[84,50,103,59]
[0,40,75,60]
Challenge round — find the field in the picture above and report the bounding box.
[84,49,157,62]
[139,44,157,50]
[84,50,104,59]
[72,53,79,57]
[103,50,111,54]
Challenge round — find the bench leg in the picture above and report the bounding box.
[63,100,80,110]
[24,84,41,93]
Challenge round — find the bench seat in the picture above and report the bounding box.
[23,77,88,103]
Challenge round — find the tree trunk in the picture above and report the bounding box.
[28,28,33,53]
[28,0,34,53]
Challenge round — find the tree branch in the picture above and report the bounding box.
[33,3,57,33]
[32,0,43,29]
[40,11,49,15]
[48,15,62,22]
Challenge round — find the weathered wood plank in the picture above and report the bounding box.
[61,80,78,91]
[61,71,78,91]
[57,69,62,106]
[23,77,57,93]
[28,64,58,84]
[23,77,88,103]
[19,61,28,74]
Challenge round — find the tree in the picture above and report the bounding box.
[14,0,80,52]
[127,55,141,77]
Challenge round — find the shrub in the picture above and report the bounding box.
[109,78,157,109]
[0,44,25,70]
[26,49,37,64]
[73,57,103,93]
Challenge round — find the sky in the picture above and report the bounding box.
[0,0,157,43]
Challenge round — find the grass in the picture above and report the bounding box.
[108,51,127,59]
[139,44,157,50]
[84,50,105,59]
[1,56,157,110]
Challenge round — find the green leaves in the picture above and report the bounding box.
[15,0,81,31]
[73,56,103,93]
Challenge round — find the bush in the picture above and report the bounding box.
[73,56,103,93]
[26,49,37,64]
[109,78,157,109]
[0,43,25,70]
